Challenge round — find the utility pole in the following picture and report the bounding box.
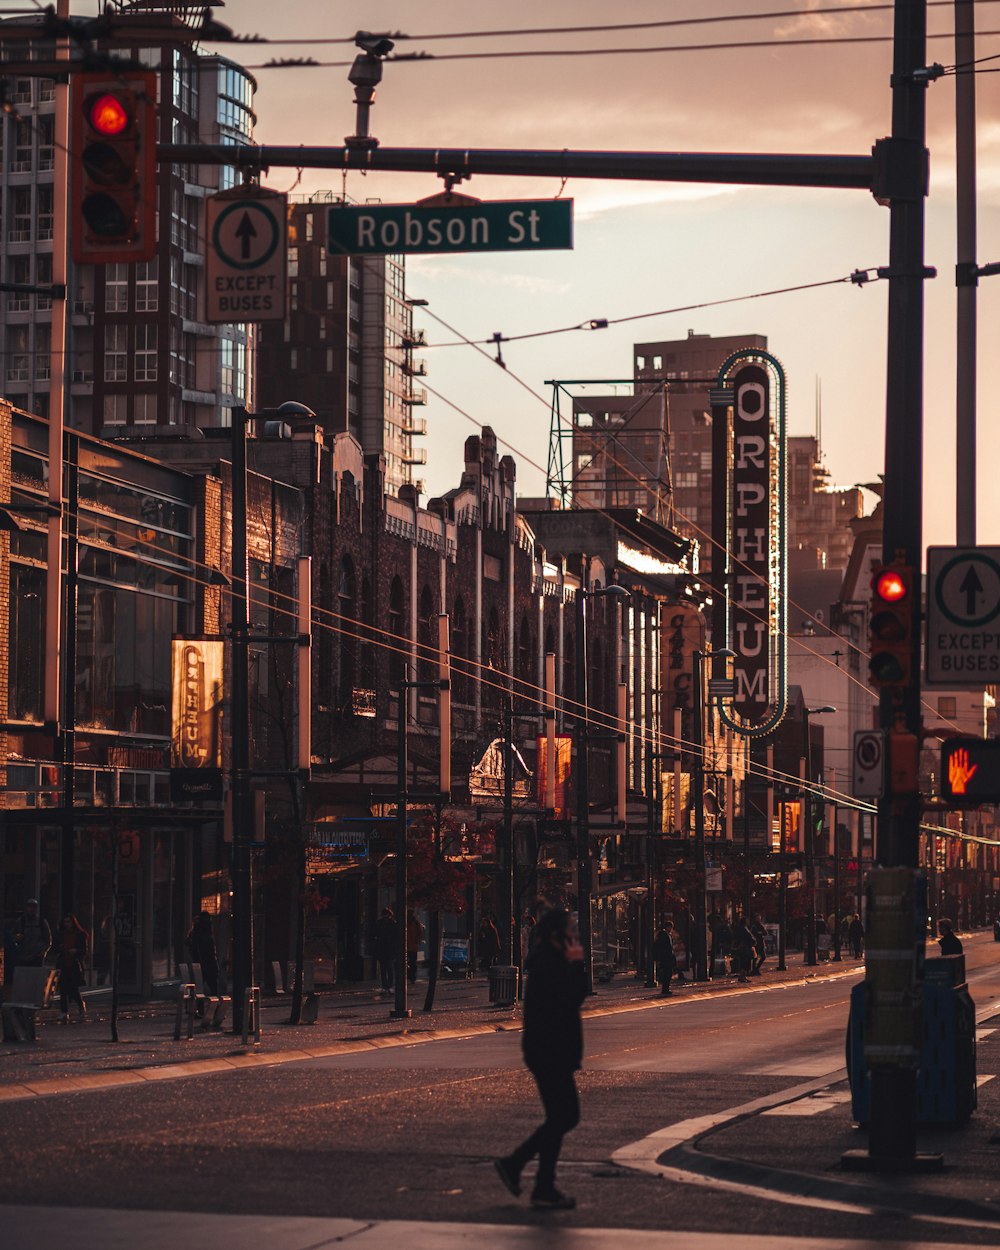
[955,0,977,547]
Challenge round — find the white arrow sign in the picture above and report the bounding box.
[926,546,1000,686]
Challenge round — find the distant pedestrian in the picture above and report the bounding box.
[15,898,51,968]
[848,914,864,959]
[494,908,585,1210]
[93,916,112,986]
[478,914,501,971]
[652,923,677,996]
[374,907,398,992]
[406,910,424,983]
[733,916,755,983]
[938,918,963,957]
[55,914,88,1022]
[186,910,220,996]
[750,916,767,975]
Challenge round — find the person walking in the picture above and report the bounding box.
[93,916,112,986]
[848,913,865,959]
[15,898,51,968]
[938,918,963,957]
[373,907,398,993]
[652,922,677,996]
[732,916,755,983]
[750,916,767,975]
[55,914,88,1022]
[186,910,220,996]
[478,914,501,971]
[494,909,586,1210]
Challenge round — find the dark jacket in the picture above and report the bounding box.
[521,939,587,1074]
[939,930,963,957]
[374,915,397,960]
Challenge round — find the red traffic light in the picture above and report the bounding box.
[88,93,130,137]
[868,561,914,691]
[941,737,1000,805]
[874,568,908,604]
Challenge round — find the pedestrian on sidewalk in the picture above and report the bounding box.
[478,914,500,971]
[750,916,767,975]
[55,914,88,1023]
[733,916,755,983]
[186,910,220,996]
[938,918,963,957]
[848,913,864,959]
[15,898,51,969]
[93,916,112,986]
[652,922,677,996]
[494,908,585,1211]
[374,907,397,992]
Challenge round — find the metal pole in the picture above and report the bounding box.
[830,768,842,961]
[778,787,787,972]
[645,736,656,988]
[743,739,752,925]
[955,0,977,547]
[502,698,514,966]
[230,407,252,1035]
[575,590,594,995]
[693,650,707,981]
[803,737,816,966]
[393,668,411,1019]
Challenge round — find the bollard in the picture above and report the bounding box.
[173,983,196,1041]
[241,984,262,1046]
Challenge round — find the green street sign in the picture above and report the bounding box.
[328,199,573,256]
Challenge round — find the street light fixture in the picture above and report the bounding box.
[575,582,630,995]
[230,401,316,1036]
[803,705,836,968]
[693,646,735,982]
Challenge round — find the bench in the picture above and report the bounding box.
[2,967,57,1042]
[271,959,315,995]
[177,961,229,1030]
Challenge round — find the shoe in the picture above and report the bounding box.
[531,1187,575,1210]
[59,1013,69,1024]
[494,1156,521,1197]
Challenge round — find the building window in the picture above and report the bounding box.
[388,576,406,687]
[34,325,51,380]
[134,393,157,425]
[12,119,32,171]
[35,255,52,310]
[104,324,128,381]
[937,697,957,721]
[37,115,55,170]
[7,255,30,311]
[135,258,158,311]
[106,264,128,312]
[10,187,32,241]
[288,247,298,277]
[6,325,29,381]
[36,186,54,240]
[103,394,127,426]
[135,324,157,381]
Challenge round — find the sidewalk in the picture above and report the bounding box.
[0,950,855,1097]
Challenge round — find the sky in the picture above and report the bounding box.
[217,0,1000,553]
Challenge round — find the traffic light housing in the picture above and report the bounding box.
[868,561,914,691]
[71,71,157,264]
[941,737,1000,805]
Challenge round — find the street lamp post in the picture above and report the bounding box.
[230,401,316,1036]
[802,705,835,969]
[693,646,735,982]
[575,582,630,996]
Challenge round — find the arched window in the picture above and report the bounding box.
[483,606,503,711]
[451,596,467,703]
[417,584,435,681]
[337,556,357,708]
[360,575,374,689]
[517,615,533,699]
[388,575,406,688]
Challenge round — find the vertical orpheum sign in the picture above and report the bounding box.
[170,638,224,802]
[719,352,788,737]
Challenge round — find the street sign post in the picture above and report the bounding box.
[853,729,885,799]
[206,188,287,323]
[926,546,1000,686]
[328,198,573,256]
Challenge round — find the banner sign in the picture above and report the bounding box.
[170,638,223,802]
[536,734,573,820]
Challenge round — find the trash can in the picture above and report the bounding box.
[488,964,519,1006]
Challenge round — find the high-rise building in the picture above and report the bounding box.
[634,330,768,573]
[257,195,427,498]
[0,5,256,436]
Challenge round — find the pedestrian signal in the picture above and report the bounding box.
[71,71,157,263]
[868,561,914,691]
[941,737,1000,805]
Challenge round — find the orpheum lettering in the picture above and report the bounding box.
[730,364,772,720]
[179,645,207,768]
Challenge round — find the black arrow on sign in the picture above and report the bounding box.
[959,563,984,616]
[234,211,257,261]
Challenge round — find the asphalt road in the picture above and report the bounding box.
[6,945,1000,1246]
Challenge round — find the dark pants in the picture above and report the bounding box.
[657,962,673,995]
[378,956,394,991]
[510,1066,580,1192]
[407,952,417,983]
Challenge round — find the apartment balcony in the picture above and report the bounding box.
[402,416,427,436]
[402,388,427,407]
[403,356,427,377]
[403,448,427,466]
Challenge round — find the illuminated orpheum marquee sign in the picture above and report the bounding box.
[717,352,788,738]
